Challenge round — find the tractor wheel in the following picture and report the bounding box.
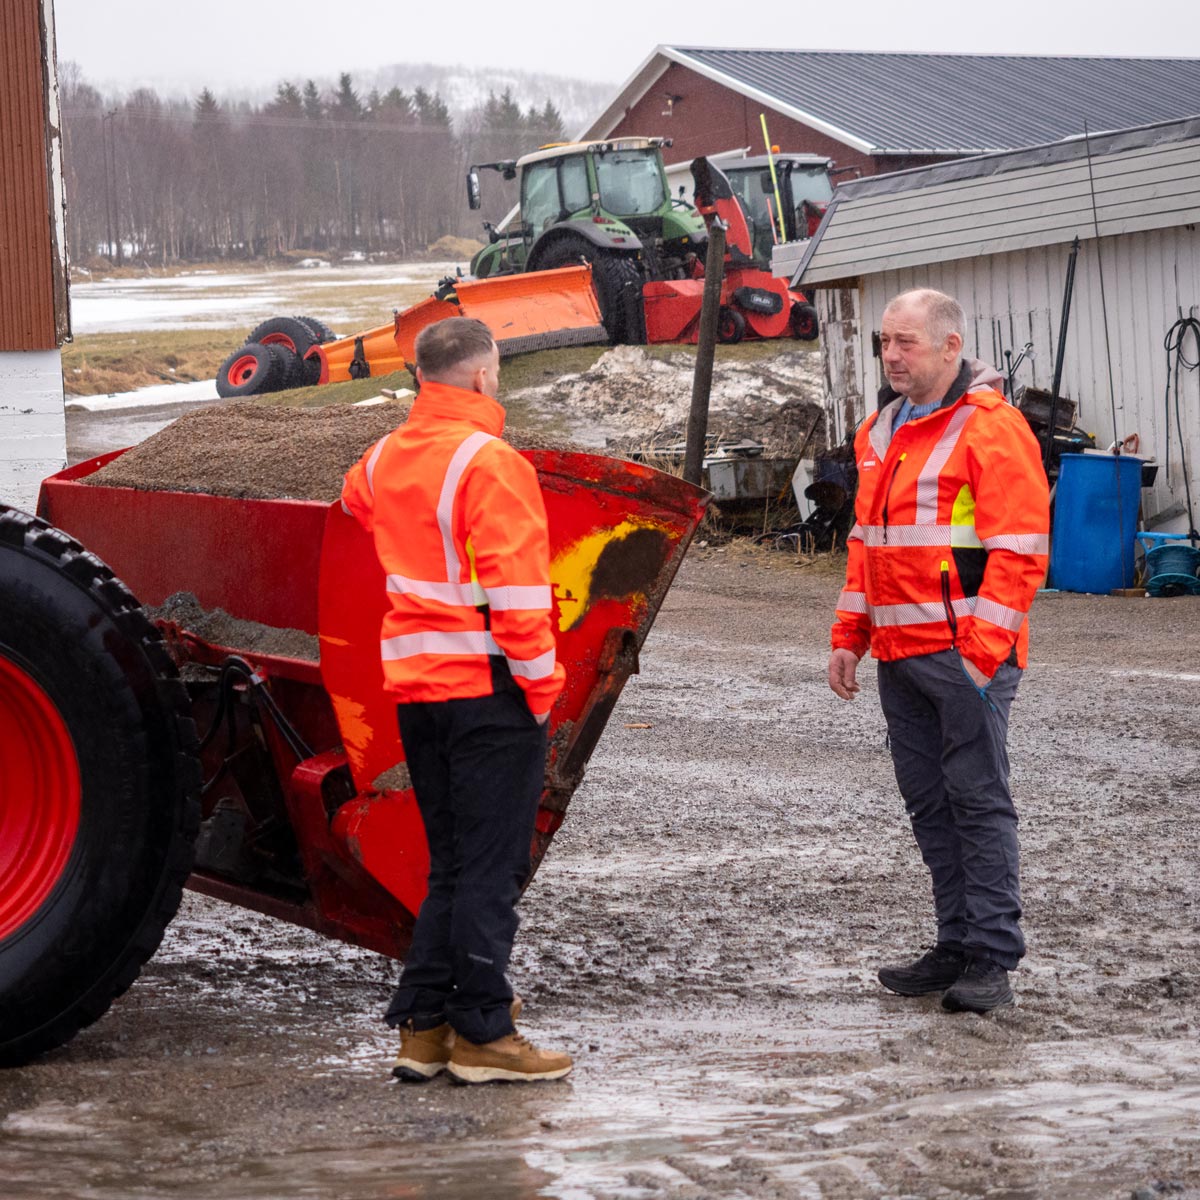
[791,302,819,342]
[297,316,337,345]
[0,507,201,1067]
[530,234,645,344]
[717,306,746,344]
[215,342,292,397]
[246,316,318,358]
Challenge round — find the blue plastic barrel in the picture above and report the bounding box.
[1049,453,1143,593]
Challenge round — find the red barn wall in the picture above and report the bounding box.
[606,62,951,178]
[0,0,62,350]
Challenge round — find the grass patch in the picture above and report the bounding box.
[62,329,239,396]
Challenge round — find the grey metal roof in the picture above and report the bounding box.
[669,47,1200,154]
[794,115,1200,284]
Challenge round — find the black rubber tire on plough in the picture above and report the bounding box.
[0,507,202,1067]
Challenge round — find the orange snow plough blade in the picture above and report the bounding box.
[306,264,607,386]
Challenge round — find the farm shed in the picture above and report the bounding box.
[0,0,70,514]
[584,47,1200,180]
[793,115,1200,534]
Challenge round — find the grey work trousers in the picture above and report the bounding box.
[876,649,1025,970]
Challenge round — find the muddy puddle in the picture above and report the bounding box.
[3,551,1199,1198]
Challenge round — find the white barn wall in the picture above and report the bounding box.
[1,351,68,515]
[817,224,1200,529]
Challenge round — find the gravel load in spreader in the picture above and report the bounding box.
[84,401,590,502]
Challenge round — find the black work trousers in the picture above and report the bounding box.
[877,649,1025,970]
[384,685,546,1046]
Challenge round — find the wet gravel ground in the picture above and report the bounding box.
[2,547,1200,1199]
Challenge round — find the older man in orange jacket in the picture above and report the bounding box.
[828,288,1050,1014]
[343,317,571,1083]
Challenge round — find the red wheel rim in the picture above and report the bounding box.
[0,654,81,940]
[227,353,260,387]
[260,333,298,353]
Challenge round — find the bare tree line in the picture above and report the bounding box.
[59,64,566,266]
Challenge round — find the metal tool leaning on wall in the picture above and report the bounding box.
[826,288,1050,1015]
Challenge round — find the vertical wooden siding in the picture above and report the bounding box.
[0,0,61,350]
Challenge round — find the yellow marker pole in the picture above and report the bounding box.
[760,114,787,244]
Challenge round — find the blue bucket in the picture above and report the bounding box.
[1049,453,1143,593]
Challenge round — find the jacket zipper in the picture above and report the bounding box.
[879,451,906,545]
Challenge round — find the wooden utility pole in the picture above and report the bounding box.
[684,219,726,487]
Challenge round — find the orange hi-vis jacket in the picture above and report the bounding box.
[832,360,1050,678]
[341,381,566,717]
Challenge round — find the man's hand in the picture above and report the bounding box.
[960,655,992,689]
[828,648,861,700]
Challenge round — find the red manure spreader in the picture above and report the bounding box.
[0,449,705,1065]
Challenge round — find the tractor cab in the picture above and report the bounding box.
[722,154,834,268]
[466,138,707,283]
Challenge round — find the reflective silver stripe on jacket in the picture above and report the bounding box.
[868,596,977,627]
[914,405,975,521]
[504,645,557,680]
[386,574,478,606]
[981,533,1049,554]
[837,589,868,614]
[364,436,388,496]
[381,629,558,682]
[437,431,496,580]
[381,630,504,660]
[859,524,984,549]
[484,584,552,611]
[973,596,1027,632]
[848,523,864,543]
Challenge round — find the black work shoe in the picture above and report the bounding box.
[877,944,968,996]
[941,957,1014,1013]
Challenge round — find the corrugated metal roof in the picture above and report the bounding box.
[669,48,1200,154]
[795,115,1200,284]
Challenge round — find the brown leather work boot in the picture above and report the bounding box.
[392,1021,454,1082]
[447,1032,573,1085]
[390,996,522,1082]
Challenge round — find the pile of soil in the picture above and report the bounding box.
[84,401,590,502]
[150,592,319,662]
[512,345,826,454]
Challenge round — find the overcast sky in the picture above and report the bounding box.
[53,0,1198,97]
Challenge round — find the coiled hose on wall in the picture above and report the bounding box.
[1163,314,1200,538]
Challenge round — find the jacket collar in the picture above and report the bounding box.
[408,380,506,437]
[870,359,1002,461]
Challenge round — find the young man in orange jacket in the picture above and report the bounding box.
[827,289,1050,1013]
[342,317,572,1083]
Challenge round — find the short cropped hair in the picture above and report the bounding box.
[415,317,496,377]
[887,288,966,348]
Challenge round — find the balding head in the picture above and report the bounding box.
[879,289,966,406]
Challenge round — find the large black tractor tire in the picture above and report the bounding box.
[529,234,645,345]
[296,315,337,345]
[215,341,292,397]
[0,508,201,1067]
[246,316,318,358]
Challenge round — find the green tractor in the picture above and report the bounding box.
[466,137,708,344]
